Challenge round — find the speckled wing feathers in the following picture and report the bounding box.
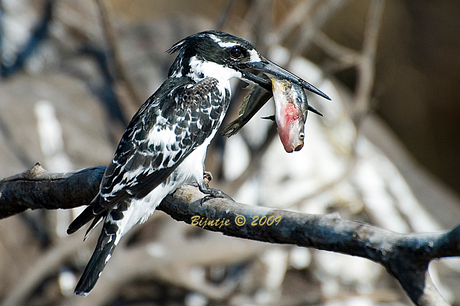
[67,77,226,234]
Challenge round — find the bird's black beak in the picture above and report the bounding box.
[239,56,331,101]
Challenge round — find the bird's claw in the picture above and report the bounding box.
[198,185,233,204]
[203,171,213,187]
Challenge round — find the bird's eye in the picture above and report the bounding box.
[229,46,246,59]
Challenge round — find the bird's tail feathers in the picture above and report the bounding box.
[74,227,117,296]
[83,214,105,241]
[67,194,101,235]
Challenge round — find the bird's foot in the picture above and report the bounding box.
[197,170,233,203]
[198,183,233,204]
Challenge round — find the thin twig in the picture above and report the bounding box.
[290,0,351,59]
[94,0,142,108]
[353,0,385,123]
[313,30,362,69]
[273,0,319,46]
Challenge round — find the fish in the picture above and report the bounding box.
[222,75,273,137]
[269,77,310,153]
[222,75,322,139]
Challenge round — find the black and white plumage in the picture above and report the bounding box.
[67,30,330,296]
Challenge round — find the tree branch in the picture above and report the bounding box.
[0,163,104,219]
[0,164,456,305]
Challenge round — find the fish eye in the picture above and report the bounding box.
[229,46,246,59]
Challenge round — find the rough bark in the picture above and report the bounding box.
[0,163,456,305]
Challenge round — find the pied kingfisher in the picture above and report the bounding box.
[67,30,330,295]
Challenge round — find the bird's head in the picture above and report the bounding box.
[167,30,330,100]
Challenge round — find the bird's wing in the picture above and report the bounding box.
[68,77,226,234]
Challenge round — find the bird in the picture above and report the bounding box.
[66,30,330,295]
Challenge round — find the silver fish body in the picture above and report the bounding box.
[222,76,272,137]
